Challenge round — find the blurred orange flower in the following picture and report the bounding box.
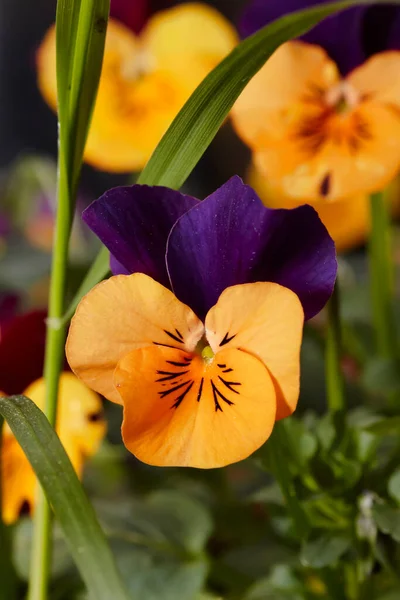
[37,3,238,172]
[1,373,106,524]
[232,41,400,203]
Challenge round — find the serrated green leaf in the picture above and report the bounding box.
[300,535,350,568]
[63,0,390,321]
[0,395,130,600]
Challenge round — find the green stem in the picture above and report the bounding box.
[27,150,74,600]
[325,281,345,413]
[368,191,397,359]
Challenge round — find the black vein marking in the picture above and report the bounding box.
[197,378,204,403]
[220,332,236,346]
[183,356,192,363]
[153,341,181,350]
[211,380,235,412]
[217,363,226,368]
[167,360,191,367]
[175,329,184,340]
[218,376,241,394]
[164,329,185,344]
[159,380,191,398]
[156,370,189,382]
[319,172,331,198]
[222,368,233,373]
[172,381,195,409]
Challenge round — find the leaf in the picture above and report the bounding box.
[63,0,388,320]
[373,501,400,542]
[300,535,350,568]
[0,395,130,600]
[366,416,400,435]
[13,518,73,581]
[388,470,400,505]
[362,358,400,394]
[56,0,110,192]
[97,491,212,600]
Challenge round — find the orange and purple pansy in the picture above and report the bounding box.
[66,177,337,469]
[232,1,400,205]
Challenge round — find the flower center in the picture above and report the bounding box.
[325,81,360,114]
[120,48,155,81]
[195,336,215,364]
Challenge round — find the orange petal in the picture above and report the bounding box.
[142,2,238,89]
[252,98,400,201]
[231,41,339,149]
[347,51,400,106]
[66,274,204,404]
[205,283,304,420]
[116,345,276,468]
[1,434,36,524]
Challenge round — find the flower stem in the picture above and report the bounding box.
[27,154,73,600]
[368,191,397,360]
[325,280,345,413]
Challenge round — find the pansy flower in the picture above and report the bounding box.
[231,1,400,204]
[66,177,336,468]
[0,310,106,524]
[37,3,238,173]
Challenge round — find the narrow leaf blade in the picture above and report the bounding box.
[0,395,130,600]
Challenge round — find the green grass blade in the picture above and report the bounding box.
[56,0,110,194]
[0,396,131,600]
[63,0,393,319]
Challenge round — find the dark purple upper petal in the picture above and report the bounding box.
[83,185,199,287]
[239,0,367,74]
[166,176,336,321]
[385,6,400,51]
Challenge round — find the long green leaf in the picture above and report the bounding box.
[0,396,130,600]
[56,0,110,195]
[64,0,393,318]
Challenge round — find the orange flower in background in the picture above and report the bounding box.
[37,3,238,172]
[231,41,400,203]
[1,373,106,524]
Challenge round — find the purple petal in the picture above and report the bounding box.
[166,176,336,320]
[239,0,366,74]
[384,6,400,51]
[83,185,199,287]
